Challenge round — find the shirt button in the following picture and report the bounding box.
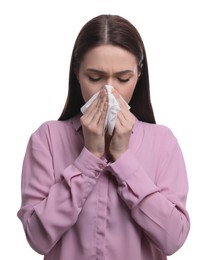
[95,170,100,177]
[98,163,104,170]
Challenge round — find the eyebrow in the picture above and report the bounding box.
[86,68,134,75]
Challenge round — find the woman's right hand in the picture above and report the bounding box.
[80,89,108,158]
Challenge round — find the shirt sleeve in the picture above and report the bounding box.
[109,132,190,256]
[17,124,107,255]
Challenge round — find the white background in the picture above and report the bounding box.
[0,0,208,259]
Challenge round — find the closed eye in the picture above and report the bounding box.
[118,78,130,83]
[88,76,102,82]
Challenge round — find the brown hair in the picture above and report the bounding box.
[59,14,156,123]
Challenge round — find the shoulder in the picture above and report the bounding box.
[33,113,81,134]
[32,120,70,136]
[136,120,174,136]
[30,115,81,143]
[136,120,177,146]
[142,121,175,136]
[133,121,183,161]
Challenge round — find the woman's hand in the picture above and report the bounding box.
[80,89,108,158]
[109,89,135,161]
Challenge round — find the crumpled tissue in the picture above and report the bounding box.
[80,85,130,135]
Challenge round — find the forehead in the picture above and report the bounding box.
[80,45,137,71]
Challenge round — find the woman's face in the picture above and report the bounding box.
[77,45,139,103]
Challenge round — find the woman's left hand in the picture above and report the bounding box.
[109,90,135,161]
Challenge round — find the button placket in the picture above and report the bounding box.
[95,173,109,259]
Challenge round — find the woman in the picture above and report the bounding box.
[17,14,190,260]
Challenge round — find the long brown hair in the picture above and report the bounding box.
[59,14,156,123]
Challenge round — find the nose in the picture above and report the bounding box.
[106,78,114,87]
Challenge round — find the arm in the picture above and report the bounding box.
[17,125,107,255]
[108,135,190,256]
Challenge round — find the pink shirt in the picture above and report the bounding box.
[17,114,190,260]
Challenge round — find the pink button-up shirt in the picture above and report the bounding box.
[17,114,190,260]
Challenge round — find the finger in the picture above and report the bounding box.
[84,89,107,127]
[95,89,105,108]
[83,91,103,121]
[92,90,108,124]
[98,101,108,135]
[116,111,126,127]
[91,96,105,123]
[116,111,134,134]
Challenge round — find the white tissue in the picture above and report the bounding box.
[80,85,130,135]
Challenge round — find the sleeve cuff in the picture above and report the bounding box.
[73,147,108,178]
[109,149,160,206]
